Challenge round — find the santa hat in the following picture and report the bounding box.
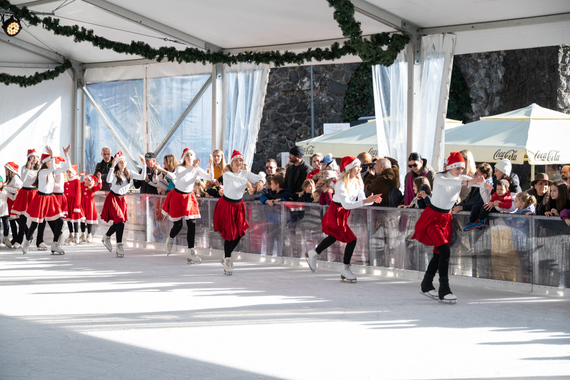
[445,152,465,170]
[54,156,65,165]
[230,150,244,162]
[114,151,126,167]
[68,164,78,176]
[40,153,51,165]
[181,148,195,161]
[340,156,360,172]
[27,149,40,159]
[86,174,98,185]
[5,162,19,174]
[494,159,512,176]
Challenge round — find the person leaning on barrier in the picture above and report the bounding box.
[284,146,311,201]
[526,173,551,216]
[133,152,158,194]
[307,153,323,180]
[357,152,374,182]
[403,152,435,206]
[94,146,112,192]
[492,159,521,194]
[364,157,399,207]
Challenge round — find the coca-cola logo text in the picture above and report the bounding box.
[534,150,561,162]
[493,149,518,161]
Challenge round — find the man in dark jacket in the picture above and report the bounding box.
[284,146,311,201]
[133,152,158,194]
[94,146,113,192]
[364,157,399,207]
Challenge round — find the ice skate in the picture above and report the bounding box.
[78,233,86,244]
[420,289,439,300]
[420,273,438,299]
[439,293,458,304]
[58,233,64,246]
[102,235,112,252]
[37,242,48,251]
[3,236,12,248]
[50,242,65,255]
[116,243,124,258]
[22,238,32,255]
[438,277,456,304]
[305,249,318,272]
[12,242,21,249]
[64,234,73,245]
[186,247,201,264]
[340,264,357,283]
[165,237,174,256]
[86,233,93,243]
[222,257,233,275]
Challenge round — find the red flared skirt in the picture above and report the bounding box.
[213,197,248,241]
[321,202,356,243]
[10,188,37,218]
[411,205,452,253]
[23,192,65,223]
[101,193,128,224]
[64,195,82,222]
[54,193,68,219]
[161,189,200,221]
[81,197,99,224]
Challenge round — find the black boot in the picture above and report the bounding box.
[421,273,436,293]
[438,276,454,300]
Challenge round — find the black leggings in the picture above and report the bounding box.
[10,219,19,244]
[425,243,451,278]
[1,216,9,237]
[106,222,125,243]
[36,221,46,245]
[316,235,357,265]
[16,215,28,244]
[169,219,196,248]
[224,236,242,258]
[80,222,93,234]
[27,219,63,243]
[67,221,79,233]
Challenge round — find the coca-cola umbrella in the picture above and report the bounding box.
[445,103,570,169]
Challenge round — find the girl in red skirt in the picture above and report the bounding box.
[63,165,83,245]
[10,149,40,248]
[3,162,22,248]
[22,145,71,255]
[101,151,146,257]
[51,156,70,247]
[159,148,213,263]
[412,152,482,302]
[213,150,265,275]
[305,156,381,282]
[79,173,102,243]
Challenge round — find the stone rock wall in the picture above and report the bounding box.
[558,45,570,112]
[253,63,359,173]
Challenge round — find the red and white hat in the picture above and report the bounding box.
[68,164,78,175]
[27,149,40,159]
[54,156,65,165]
[40,153,51,165]
[181,148,195,161]
[114,151,126,167]
[230,150,244,162]
[86,174,98,185]
[5,162,19,174]
[340,156,360,172]
[445,152,465,170]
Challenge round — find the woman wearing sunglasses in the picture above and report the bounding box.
[403,152,435,206]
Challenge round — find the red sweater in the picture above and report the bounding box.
[490,190,512,209]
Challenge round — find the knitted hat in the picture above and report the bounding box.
[27,149,39,159]
[445,152,465,170]
[340,156,360,172]
[114,151,126,167]
[40,153,51,165]
[230,150,244,162]
[5,162,19,174]
[289,145,304,158]
[320,154,334,165]
[494,159,512,176]
[181,148,195,161]
[531,173,551,186]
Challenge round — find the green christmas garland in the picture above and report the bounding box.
[0,0,410,87]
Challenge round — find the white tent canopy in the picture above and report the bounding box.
[445,103,570,165]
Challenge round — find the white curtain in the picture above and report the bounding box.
[224,64,270,168]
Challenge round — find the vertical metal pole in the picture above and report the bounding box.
[212,63,224,152]
[310,65,315,138]
[407,38,421,159]
[143,66,150,153]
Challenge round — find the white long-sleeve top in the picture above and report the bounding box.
[431,172,473,210]
[166,164,213,193]
[106,166,147,195]
[331,179,372,210]
[221,170,265,201]
[0,189,9,216]
[21,166,39,188]
[36,158,60,194]
[53,160,72,193]
[4,176,23,200]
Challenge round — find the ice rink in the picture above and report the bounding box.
[1,242,569,380]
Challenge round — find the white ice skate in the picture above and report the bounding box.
[222,257,233,275]
[116,243,124,258]
[187,248,201,264]
[78,233,86,244]
[50,242,65,255]
[102,235,112,252]
[64,234,73,246]
[22,238,32,255]
[12,242,21,249]
[72,233,79,245]
[340,264,357,283]
[305,249,318,272]
[439,293,457,304]
[420,289,439,300]
[37,242,48,251]
[165,237,174,256]
[86,233,93,243]
[3,236,12,248]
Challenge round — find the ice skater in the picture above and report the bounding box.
[79,173,102,243]
[3,162,22,248]
[159,148,213,263]
[213,150,265,275]
[305,156,382,282]
[412,152,482,303]
[100,151,146,257]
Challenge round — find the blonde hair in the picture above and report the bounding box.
[460,149,476,177]
[212,149,227,172]
[516,192,536,209]
[357,152,373,164]
[193,180,207,197]
[163,154,179,171]
[340,168,363,189]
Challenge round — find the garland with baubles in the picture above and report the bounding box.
[0,0,410,87]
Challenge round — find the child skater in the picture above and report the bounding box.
[412,152,483,303]
[159,148,213,263]
[63,165,83,245]
[3,162,22,248]
[213,150,265,275]
[22,145,71,255]
[79,173,102,243]
[305,156,382,282]
[101,151,147,258]
[0,176,9,246]
[10,149,41,248]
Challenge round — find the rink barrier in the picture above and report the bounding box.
[92,192,570,290]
